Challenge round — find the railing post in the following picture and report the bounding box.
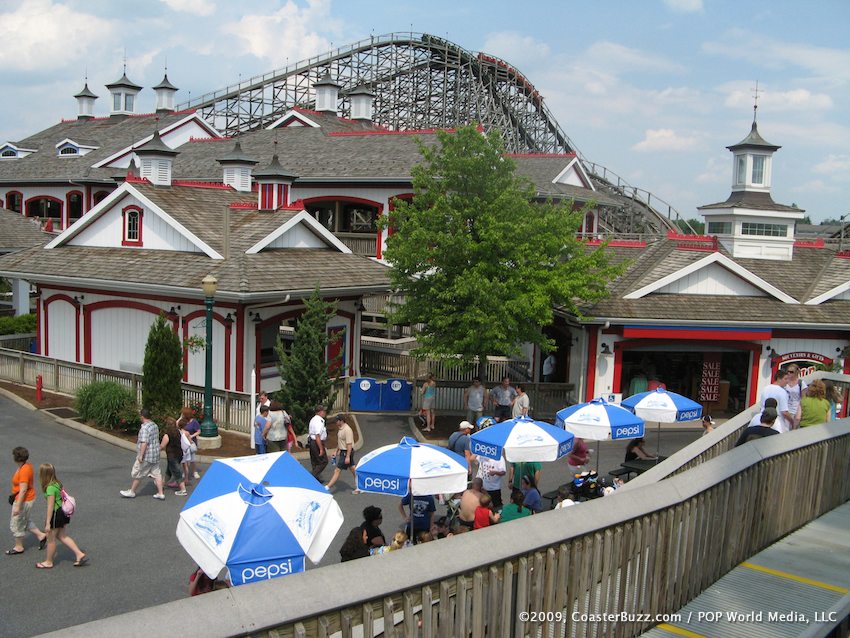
[53,358,59,391]
[224,391,231,431]
[18,351,24,383]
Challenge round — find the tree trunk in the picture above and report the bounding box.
[476,354,489,386]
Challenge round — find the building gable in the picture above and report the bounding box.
[91,114,222,169]
[623,252,798,304]
[45,183,223,259]
[552,157,594,190]
[806,280,850,305]
[245,211,352,254]
[266,110,321,129]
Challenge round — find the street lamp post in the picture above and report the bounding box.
[198,274,221,449]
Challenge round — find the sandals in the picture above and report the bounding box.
[35,562,53,569]
[5,548,24,555]
[74,555,88,567]
[39,537,47,550]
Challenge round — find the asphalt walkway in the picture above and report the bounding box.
[0,394,700,636]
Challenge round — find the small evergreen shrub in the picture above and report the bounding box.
[0,314,36,335]
[76,381,140,432]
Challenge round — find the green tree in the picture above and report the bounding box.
[142,313,183,425]
[675,218,705,234]
[382,125,625,378]
[274,287,341,434]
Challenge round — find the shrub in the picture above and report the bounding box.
[0,314,36,336]
[142,314,182,425]
[76,381,140,432]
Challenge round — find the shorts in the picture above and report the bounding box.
[10,499,37,537]
[422,397,434,410]
[131,459,162,480]
[50,507,70,529]
[336,450,356,469]
[267,439,287,453]
[494,405,511,421]
[165,457,184,482]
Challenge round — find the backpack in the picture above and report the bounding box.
[60,487,76,517]
[181,430,197,455]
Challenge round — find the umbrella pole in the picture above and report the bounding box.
[656,421,661,461]
[409,478,415,546]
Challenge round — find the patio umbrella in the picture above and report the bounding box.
[176,451,344,586]
[621,387,702,456]
[555,397,645,441]
[355,436,468,496]
[355,437,467,544]
[469,415,575,462]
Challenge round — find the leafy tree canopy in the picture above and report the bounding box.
[382,125,625,367]
[274,287,340,433]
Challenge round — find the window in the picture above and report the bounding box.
[735,155,746,185]
[742,222,786,237]
[752,155,766,184]
[1,149,16,158]
[707,221,732,234]
[59,146,78,156]
[124,94,134,112]
[113,93,121,111]
[342,204,378,233]
[93,191,109,206]
[67,192,83,223]
[122,205,143,246]
[6,191,22,213]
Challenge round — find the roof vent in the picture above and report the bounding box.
[314,72,341,114]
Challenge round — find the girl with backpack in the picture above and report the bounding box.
[36,463,87,569]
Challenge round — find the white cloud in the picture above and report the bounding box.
[791,179,841,195]
[481,32,551,69]
[0,0,115,72]
[221,0,337,61]
[721,84,832,112]
[632,129,701,152]
[161,0,216,16]
[813,154,850,176]
[585,41,685,75]
[663,0,703,13]
[696,156,728,184]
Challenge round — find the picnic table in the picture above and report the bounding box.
[620,455,668,475]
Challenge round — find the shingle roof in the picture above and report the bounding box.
[0,182,391,297]
[582,237,850,324]
[698,190,800,212]
[0,111,196,183]
[0,208,49,251]
[727,122,780,152]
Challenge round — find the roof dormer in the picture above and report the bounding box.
[105,72,142,116]
[314,73,341,114]
[253,154,297,211]
[349,85,375,121]
[74,83,98,119]
[217,142,258,192]
[55,138,99,157]
[0,143,37,159]
[153,74,178,113]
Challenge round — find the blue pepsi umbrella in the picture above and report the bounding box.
[470,416,574,462]
[555,397,645,441]
[355,436,468,497]
[176,451,343,586]
[621,388,702,422]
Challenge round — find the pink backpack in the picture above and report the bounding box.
[60,487,76,517]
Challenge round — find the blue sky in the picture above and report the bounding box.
[1,0,848,222]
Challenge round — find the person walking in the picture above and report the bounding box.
[307,405,329,479]
[160,417,188,496]
[36,463,86,569]
[265,401,288,453]
[463,378,486,426]
[254,404,270,454]
[6,447,46,555]
[325,414,357,491]
[799,379,831,427]
[177,407,201,481]
[120,409,165,500]
[420,374,437,432]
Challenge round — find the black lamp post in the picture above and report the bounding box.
[200,274,219,444]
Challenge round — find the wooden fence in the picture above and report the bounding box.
[0,347,348,434]
[50,421,850,638]
[0,332,35,351]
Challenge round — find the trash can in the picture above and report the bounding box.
[348,377,381,411]
[380,378,412,411]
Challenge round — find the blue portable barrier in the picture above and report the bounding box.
[380,378,412,411]
[349,377,381,411]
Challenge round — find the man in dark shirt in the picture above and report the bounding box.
[735,407,780,447]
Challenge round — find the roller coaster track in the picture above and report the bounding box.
[179,32,694,234]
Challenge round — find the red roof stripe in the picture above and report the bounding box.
[172,180,233,190]
[328,127,457,137]
[508,152,576,158]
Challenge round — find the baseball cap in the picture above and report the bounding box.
[458,420,474,430]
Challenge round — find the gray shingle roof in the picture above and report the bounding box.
[0,208,49,251]
[727,122,780,152]
[698,190,801,212]
[582,237,850,324]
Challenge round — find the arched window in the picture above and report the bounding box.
[25,196,62,227]
[67,191,83,224]
[59,146,78,156]
[5,191,22,213]
[93,191,109,206]
[122,205,143,246]
[1,149,16,158]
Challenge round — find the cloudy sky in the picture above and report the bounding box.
[1,0,848,222]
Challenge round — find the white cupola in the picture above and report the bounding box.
[349,85,375,121]
[153,74,179,113]
[253,154,297,211]
[216,142,258,192]
[698,112,804,261]
[134,130,178,186]
[73,83,98,119]
[314,72,341,114]
[105,71,142,116]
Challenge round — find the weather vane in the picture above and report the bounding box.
[751,80,762,123]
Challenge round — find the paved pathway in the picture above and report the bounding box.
[0,395,700,636]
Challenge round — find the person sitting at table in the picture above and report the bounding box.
[624,438,656,462]
[520,474,542,513]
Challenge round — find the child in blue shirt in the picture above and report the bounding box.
[254,405,270,454]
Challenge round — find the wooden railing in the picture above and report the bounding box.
[0,332,35,351]
[0,348,349,434]
[50,421,850,638]
[336,232,377,256]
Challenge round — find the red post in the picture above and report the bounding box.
[36,374,43,402]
